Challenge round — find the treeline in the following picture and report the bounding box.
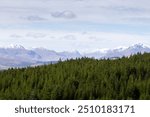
[0,53,150,100]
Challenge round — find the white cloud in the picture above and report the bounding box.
[26,32,47,38]
[51,11,76,19]
[21,15,47,22]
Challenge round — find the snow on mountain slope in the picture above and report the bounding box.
[85,43,150,58]
[104,43,150,58]
[0,43,150,69]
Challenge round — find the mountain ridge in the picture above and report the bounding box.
[0,43,150,69]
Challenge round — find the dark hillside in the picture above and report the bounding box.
[0,53,150,100]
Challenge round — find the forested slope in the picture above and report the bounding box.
[0,53,150,100]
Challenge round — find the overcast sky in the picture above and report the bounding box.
[0,0,150,52]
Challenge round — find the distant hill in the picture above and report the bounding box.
[0,53,150,100]
[0,43,150,69]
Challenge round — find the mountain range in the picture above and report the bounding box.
[0,43,150,69]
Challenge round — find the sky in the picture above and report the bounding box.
[0,0,150,52]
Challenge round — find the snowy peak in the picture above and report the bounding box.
[84,43,150,58]
[8,44,25,49]
[128,43,146,49]
[0,44,25,49]
[125,43,150,54]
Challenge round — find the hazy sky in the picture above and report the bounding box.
[0,0,150,52]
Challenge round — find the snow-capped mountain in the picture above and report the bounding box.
[0,43,150,69]
[84,43,150,58]
[0,44,82,69]
[106,43,150,58]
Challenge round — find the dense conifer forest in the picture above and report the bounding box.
[0,53,150,100]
